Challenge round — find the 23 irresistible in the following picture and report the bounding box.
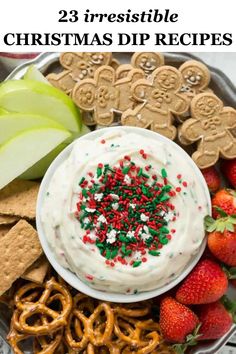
[58,9,178,23]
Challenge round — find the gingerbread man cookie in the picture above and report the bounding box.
[116,64,133,79]
[121,66,189,140]
[115,69,145,112]
[72,66,144,126]
[47,70,75,95]
[179,60,211,97]
[131,52,165,77]
[72,66,118,126]
[179,93,236,168]
[47,52,112,95]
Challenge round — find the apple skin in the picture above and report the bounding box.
[0,127,71,190]
[0,79,82,133]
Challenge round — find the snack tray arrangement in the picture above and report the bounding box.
[0,52,236,354]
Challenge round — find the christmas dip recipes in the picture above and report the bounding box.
[2,52,236,354]
[39,127,210,295]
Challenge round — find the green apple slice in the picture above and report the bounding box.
[0,113,66,145]
[24,65,51,85]
[20,124,91,179]
[0,80,81,132]
[20,143,67,180]
[0,108,8,115]
[0,127,71,190]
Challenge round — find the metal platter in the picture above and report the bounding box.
[1,52,236,354]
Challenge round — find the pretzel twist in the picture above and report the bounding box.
[7,277,174,354]
[13,277,72,335]
[87,303,114,346]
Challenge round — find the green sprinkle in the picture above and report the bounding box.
[125,249,132,256]
[79,177,85,185]
[161,168,167,178]
[133,260,142,267]
[159,237,168,245]
[96,242,105,249]
[142,172,149,179]
[105,249,111,259]
[163,185,172,192]
[149,228,159,236]
[121,244,127,254]
[160,195,170,202]
[46,192,50,196]
[137,168,143,177]
[97,167,102,178]
[111,248,118,259]
[122,166,130,174]
[160,227,169,234]
[82,189,88,197]
[149,250,160,256]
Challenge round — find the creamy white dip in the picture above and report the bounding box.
[41,129,209,294]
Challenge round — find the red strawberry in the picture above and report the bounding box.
[221,159,236,188]
[212,189,236,219]
[160,297,199,343]
[196,297,235,340]
[205,213,236,266]
[201,166,221,193]
[176,259,228,305]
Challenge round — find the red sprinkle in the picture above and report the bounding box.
[100,139,106,144]
[182,181,188,187]
[76,155,180,267]
[85,274,93,281]
[177,174,182,179]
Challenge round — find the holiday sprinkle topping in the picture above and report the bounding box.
[75,153,182,267]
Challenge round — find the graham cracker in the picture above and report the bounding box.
[0,214,19,225]
[22,255,50,284]
[0,220,42,296]
[0,180,40,219]
[0,225,12,238]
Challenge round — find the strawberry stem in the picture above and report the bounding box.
[213,206,228,217]
[172,324,202,353]
[221,295,236,323]
[204,214,236,233]
[223,266,236,280]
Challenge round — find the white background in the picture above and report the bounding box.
[0,0,236,51]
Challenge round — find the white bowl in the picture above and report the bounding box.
[36,126,211,303]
